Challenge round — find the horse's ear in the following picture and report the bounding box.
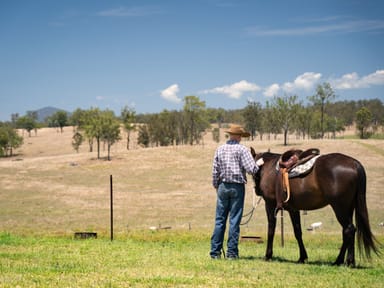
[250,147,256,158]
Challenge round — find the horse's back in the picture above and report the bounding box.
[312,152,362,196]
[315,153,362,176]
[289,152,362,210]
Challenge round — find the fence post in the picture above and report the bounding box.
[281,209,284,247]
[110,175,113,241]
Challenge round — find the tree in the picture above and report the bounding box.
[183,96,209,145]
[212,127,220,143]
[0,123,23,157]
[137,124,150,147]
[72,108,121,159]
[72,132,83,153]
[295,104,313,139]
[100,110,121,160]
[157,110,179,146]
[47,110,68,133]
[327,116,345,139]
[272,95,301,146]
[80,108,102,155]
[356,107,372,139]
[70,108,86,129]
[16,115,37,137]
[263,101,280,140]
[308,82,336,138]
[121,106,136,150]
[242,100,261,140]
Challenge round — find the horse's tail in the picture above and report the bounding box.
[355,161,380,258]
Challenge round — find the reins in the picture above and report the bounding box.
[241,190,262,225]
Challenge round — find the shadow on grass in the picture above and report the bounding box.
[240,255,370,269]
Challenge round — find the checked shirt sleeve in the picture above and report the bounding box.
[241,146,259,176]
[212,150,221,188]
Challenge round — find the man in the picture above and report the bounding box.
[210,124,264,259]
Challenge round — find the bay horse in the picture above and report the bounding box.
[250,148,380,266]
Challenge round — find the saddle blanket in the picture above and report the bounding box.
[288,155,321,178]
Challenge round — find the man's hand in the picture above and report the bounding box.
[256,158,264,166]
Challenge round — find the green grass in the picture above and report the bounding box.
[336,133,384,140]
[1,231,383,287]
[1,136,384,286]
[353,141,384,157]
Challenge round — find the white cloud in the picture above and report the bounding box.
[161,84,182,103]
[202,80,260,99]
[263,83,280,97]
[331,70,384,89]
[199,70,383,103]
[362,70,384,86]
[97,6,162,17]
[246,19,384,36]
[331,72,359,89]
[282,72,322,93]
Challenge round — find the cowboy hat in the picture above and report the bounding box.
[225,124,250,137]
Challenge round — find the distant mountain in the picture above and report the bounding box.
[33,106,68,123]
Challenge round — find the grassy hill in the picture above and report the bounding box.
[0,126,383,237]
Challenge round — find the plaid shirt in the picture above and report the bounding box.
[212,140,259,188]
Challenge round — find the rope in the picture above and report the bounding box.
[241,193,262,226]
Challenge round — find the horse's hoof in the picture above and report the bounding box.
[264,256,272,262]
[346,261,356,268]
[332,261,343,266]
[297,258,308,264]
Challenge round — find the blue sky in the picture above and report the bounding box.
[1,0,384,121]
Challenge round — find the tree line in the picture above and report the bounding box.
[1,83,383,158]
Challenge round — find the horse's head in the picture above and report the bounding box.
[250,147,280,197]
[250,147,266,196]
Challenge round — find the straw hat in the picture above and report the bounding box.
[225,124,250,137]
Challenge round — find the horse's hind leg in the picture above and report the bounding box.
[332,205,356,266]
[345,223,356,267]
[288,210,308,263]
[334,223,356,266]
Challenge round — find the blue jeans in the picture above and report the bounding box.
[210,182,245,258]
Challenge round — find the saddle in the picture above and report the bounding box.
[279,148,320,171]
[276,148,320,211]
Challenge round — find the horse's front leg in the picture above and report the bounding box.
[265,201,276,261]
[288,210,308,263]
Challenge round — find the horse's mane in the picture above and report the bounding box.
[261,151,280,161]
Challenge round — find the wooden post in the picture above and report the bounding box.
[280,209,284,247]
[110,175,114,241]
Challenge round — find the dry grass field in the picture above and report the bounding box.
[0,126,383,240]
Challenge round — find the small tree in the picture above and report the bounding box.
[48,110,68,133]
[0,124,23,157]
[16,115,37,137]
[212,127,220,143]
[138,125,150,147]
[272,95,300,146]
[183,95,209,145]
[80,108,102,155]
[100,110,121,161]
[72,132,83,153]
[263,100,280,140]
[242,100,261,140]
[121,106,136,150]
[356,107,372,139]
[308,82,336,139]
